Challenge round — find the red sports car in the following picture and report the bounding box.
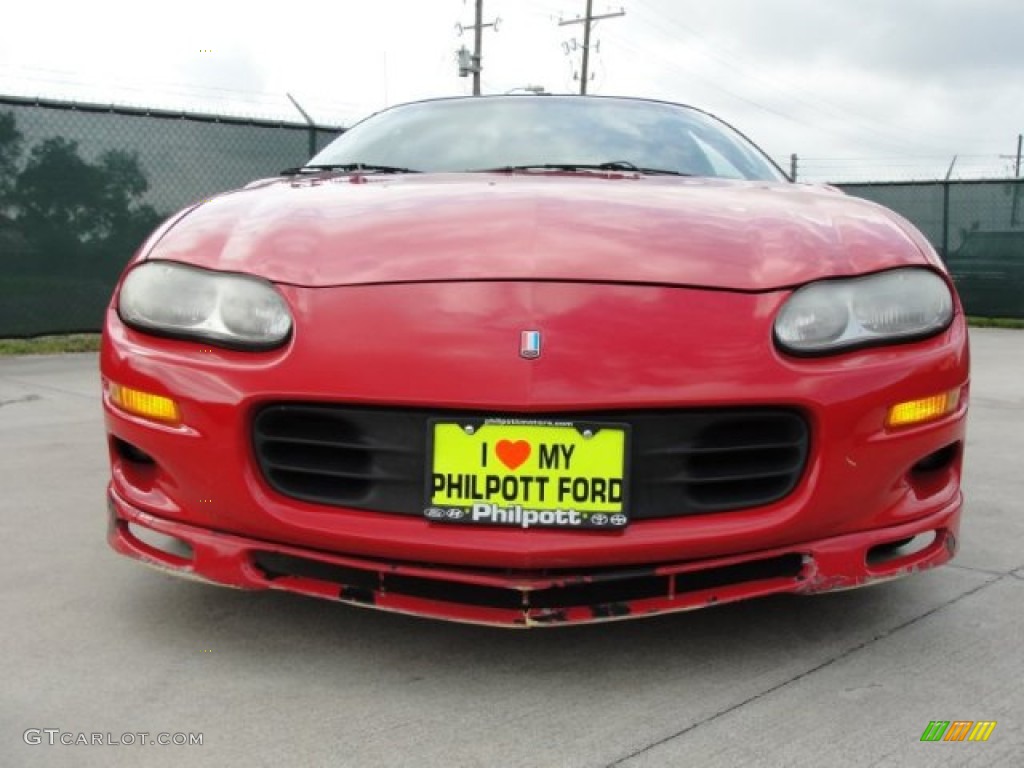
[102,95,969,626]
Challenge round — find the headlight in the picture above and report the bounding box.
[774,268,953,355]
[118,261,292,349]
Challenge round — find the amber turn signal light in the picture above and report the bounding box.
[887,389,960,429]
[108,382,181,425]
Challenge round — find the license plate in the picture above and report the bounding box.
[426,419,630,530]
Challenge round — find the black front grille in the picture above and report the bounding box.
[252,405,809,519]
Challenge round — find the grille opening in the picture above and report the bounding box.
[266,469,374,503]
[687,445,804,481]
[253,405,810,519]
[126,522,194,562]
[689,475,797,508]
[251,551,805,611]
[262,442,372,473]
[112,437,155,465]
[694,416,807,449]
[866,531,937,566]
[253,405,425,511]
[911,443,959,475]
[675,554,805,592]
[255,408,364,445]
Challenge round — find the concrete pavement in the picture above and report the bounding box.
[1,329,1021,767]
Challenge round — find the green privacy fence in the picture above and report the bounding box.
[0,95,342,337]
[2,94,1022,336]
[839,180,1024,318]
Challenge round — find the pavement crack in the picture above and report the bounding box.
[4,378,96,401]
[0,394,42,408]
[949,562,1012,577]
[603,574,1005,768]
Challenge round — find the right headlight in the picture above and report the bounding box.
[774,268,954,355]
[118,261,293,350]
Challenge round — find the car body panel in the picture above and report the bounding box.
[108,487,960,627]
[145,175,933,291]
[102,280,967,571]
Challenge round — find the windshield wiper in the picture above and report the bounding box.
[280,163,421,176]
[480,162,692,176]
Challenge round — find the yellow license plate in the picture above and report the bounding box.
[426,419,630,530]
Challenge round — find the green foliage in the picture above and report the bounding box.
[0,111,23,206]
[967,316,1024,329]
[15,137,105,244]
[0,333,101,355]
[1,112,162,283]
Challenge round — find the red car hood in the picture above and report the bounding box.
[146,173,932,291]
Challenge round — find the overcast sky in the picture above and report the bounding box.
[1,0,1022,181]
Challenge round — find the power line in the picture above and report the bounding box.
[601,31,955,159]
[625,0,971,155]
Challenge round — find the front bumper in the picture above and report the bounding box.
[109,486,960,627]
[102,280,970,625]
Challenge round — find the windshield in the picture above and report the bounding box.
[309,96,786,182]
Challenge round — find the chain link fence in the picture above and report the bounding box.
[840,180,1024,318]
[2,95,1022,335]
[0,95,342,337]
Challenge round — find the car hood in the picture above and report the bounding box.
[145,173,933,291]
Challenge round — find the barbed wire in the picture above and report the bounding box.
[797,154,1018,183]
[0,67,361,126]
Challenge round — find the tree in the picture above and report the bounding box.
[0,111,166,335]
[14,137,103,244]
[12,136,161,275]
[0,111,23,209]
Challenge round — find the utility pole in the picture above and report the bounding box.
[559,2,625,95]
[473,0,483,96]
[456,1,499,95]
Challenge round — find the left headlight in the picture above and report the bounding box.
[118,261,293,349]
[774,268,953,355]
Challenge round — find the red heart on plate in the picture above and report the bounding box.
[496,440,531,471]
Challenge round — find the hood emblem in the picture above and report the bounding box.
[520,330,542,359]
